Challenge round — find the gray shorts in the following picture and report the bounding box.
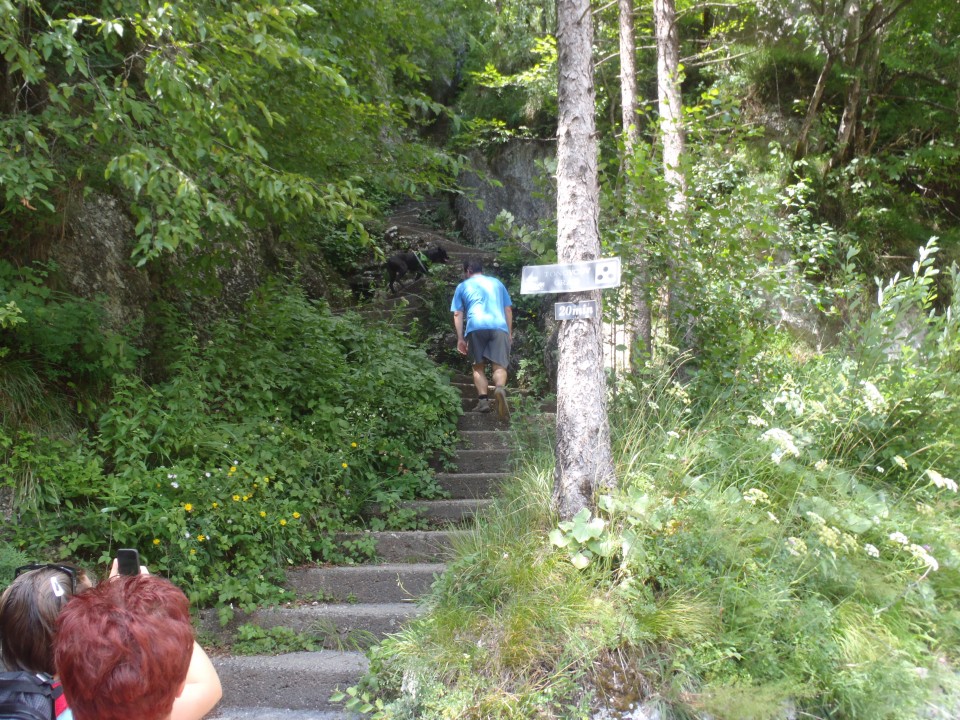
[466,329,510,368]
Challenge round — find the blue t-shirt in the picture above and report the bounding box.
[451,274,512,336]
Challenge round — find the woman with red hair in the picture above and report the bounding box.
[54,570,221,720]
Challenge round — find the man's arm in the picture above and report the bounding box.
[505,305,513,343]
[453,310,467,355]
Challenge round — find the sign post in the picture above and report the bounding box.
[521,257,621,322]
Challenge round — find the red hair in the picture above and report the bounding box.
[54,575,194,720]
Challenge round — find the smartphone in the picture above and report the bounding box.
[116,548,140,576]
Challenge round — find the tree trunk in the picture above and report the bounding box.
[619,0,640,151]
[654,0,692,358]
[619,0,651,362]
[553,0,615,521]
[793,53,835,161]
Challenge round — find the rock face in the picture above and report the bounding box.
[454,139,556,246]
[51,193,152,335]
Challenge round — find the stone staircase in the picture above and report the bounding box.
[207,207,514,719]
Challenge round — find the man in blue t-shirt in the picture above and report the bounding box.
[451,258,513,419]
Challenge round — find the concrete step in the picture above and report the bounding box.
[210,709,356,720]
[450,448,511,474]
[211,651,367,712]
[285,563,445,603]
[401,497,493,523]
[202,603,422,650]
[336,529,464,563]
[436,472,507,499]
[458,430,511,450]
[457,411,509,430]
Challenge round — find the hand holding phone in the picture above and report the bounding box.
[116,548,141,576]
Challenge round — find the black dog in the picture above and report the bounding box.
[386,245,449,292]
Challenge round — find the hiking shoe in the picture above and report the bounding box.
[494,386,509,420]
[475,398,492,413]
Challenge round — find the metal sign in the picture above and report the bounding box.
[520,257,621,295]
[554,300,599,321]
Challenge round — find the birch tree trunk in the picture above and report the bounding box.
[553,0,615,521]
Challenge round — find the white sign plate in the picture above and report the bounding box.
[554,300,599,321]
[520,257,621,294]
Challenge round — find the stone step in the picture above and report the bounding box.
[202,603,422,650]
[401,497,493,523]
[457,411,509,430]
[458,430,511,450]
[436,472,506,499]
[285,563,445,603]
[336,529,464,563]
[210,709,355,720]
[450,448,511,474]
[211,651,367,712]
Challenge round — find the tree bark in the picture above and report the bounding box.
[619,0,651,361]
[654,0,692,358]
[553,0,615,521]
[619,0,640,151]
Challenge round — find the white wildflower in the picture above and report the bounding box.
[805,511,826,526]
[743,488,769,506]
[815,459,828,471]
[170,481,179,489]
[893,455,909,470]
[907,544,939,572]
[761,428,800,464]
[747,414,768,428]
[889,531,910,545]
[927,469,958,492]
[875,466,885,474]
[786,537,808,557]
[767,511,780,525]
[864,543,880,558]
[667,430,680,439]
[861,380,888,415]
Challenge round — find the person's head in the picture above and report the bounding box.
[463,258,483,277]
[0,562,92,674]
[55,574,194,720]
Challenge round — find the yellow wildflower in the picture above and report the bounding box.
[190,549,197,555]
[152,538,161,545]
[184,503,193,512]
[342,462,348,469]
[292,512,301,519]
[280,519,287,526]
[260,511,267,518]
[351,442,358,448]
[233,494,240,502]
[197,535,205,542]
[229,466,237,473]
[211,502,219,509]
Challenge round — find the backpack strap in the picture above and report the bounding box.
[51,681,67,717]
[0,671,60,720]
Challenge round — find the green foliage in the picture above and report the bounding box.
[344,246,960,717]
[1,287,460,612]
[231,624,321,655]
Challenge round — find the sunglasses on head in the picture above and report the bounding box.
[14,564,79,595]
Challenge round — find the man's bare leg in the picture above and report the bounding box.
[472,363,489,396]
[492,363,509,419]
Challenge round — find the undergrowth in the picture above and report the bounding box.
[337,248,960,719]
[0,284,461,618]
